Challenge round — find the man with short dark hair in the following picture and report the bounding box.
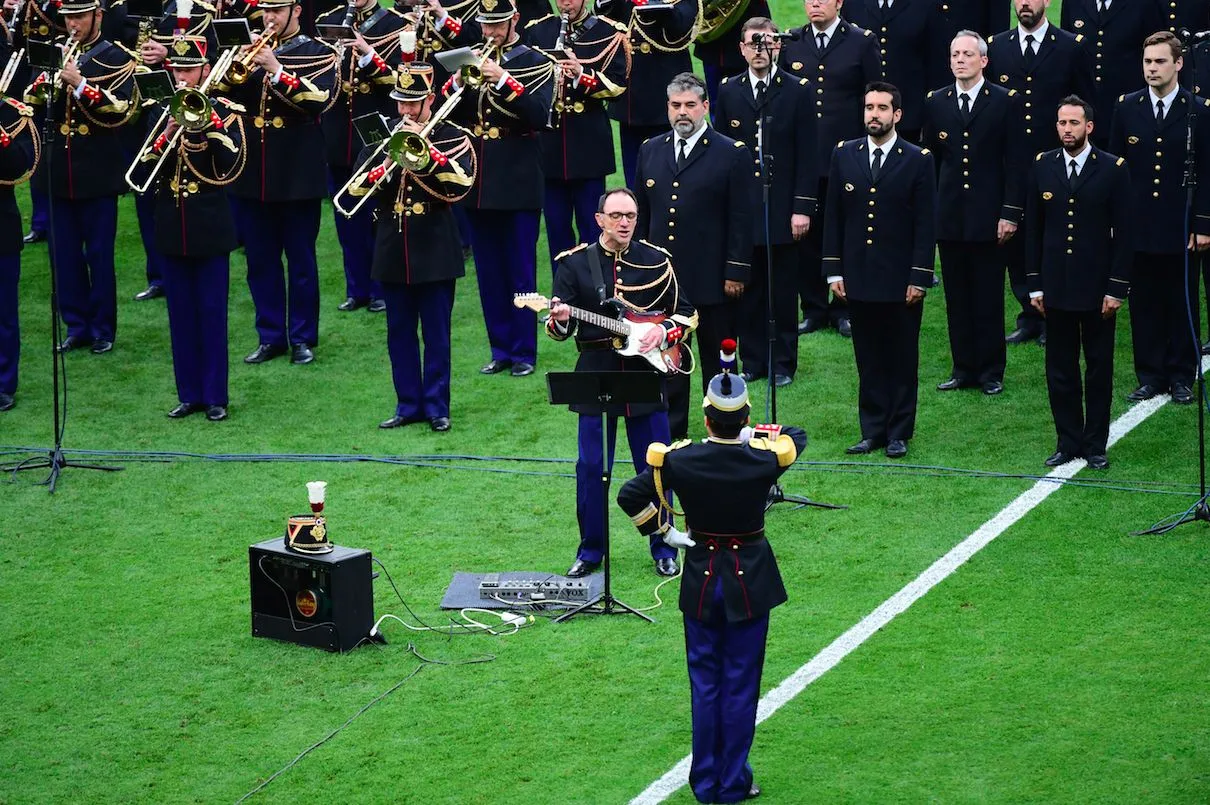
[1026,95,1131,470]
[824,81,936,459]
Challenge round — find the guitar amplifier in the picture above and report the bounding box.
[248,538,375,653]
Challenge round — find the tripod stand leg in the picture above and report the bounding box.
[553,591,655,623]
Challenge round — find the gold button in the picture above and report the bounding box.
[672,182,679,188]
[1066,249,1073,254]
[671,194,678,200]
[868,200,875,206]
[867,226,874,232]
[669,208,675,214]
[187,181,199,193]
[1156,151,1163,157]
[1069,198,1075,204]
[1067,223,1074,229]
[573,101,584,113]
[253,115,265,128]
[738,570,744,576]
[867,213,874,219]
[963,183,970,189]
[703,570,710,576]
[1155,164,1162,171]
[667,234,675,241]
[358,83,371,94]
[1067,236,1073,242]
[963,144,969,151]
[870,187,876,193]
[488,126,500,139]
[1154,191,1161,198]
[1068,210,1074,216]
[1025,115,1032,121]
[59,123,70,135]
[394,202,405,213]
[1026,128,1032,135]
[640,42,651,53]
[708,545,715,551]
[963,171,969,176]
[272,116,284,128]
[412,202,425,214]
[669,221,675,227]
[1154,178,1162,185]
[866,239,873,245]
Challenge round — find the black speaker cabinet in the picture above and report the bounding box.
[249,538,375,652]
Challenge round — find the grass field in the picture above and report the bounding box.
[3,2,1210,803]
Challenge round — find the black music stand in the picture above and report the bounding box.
[547,371,662,624]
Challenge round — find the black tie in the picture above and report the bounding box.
[817,32,827,53]
[1098,0,1107,16]
[755,79,767,107]
[1156,99,1165,121]
[871,147,883,181]
[1069,159,1078,181]
[1023,34,1037,68]
[677,138,687,170]
[959,92,971,123]
[880,0,888,8]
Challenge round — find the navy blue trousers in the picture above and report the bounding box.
[162,253,229,407]
[619,123,669,190]
[382,279,455,420]
[702,62,723,109]
[544,177,603,278]
[28,181,48,234]
[50,195,118,343]
[327,166,381,303]
[132,189,165,289]
[0,254,18,395]
[685,589,769,804]
[466,207,539,365]
[576,411,676,564]
[232,197,321,348]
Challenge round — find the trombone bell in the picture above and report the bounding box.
[170,88,211,131]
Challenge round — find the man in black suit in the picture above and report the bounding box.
[780,0,881,337]
[987,0,1096,345]
[1026,95,1131,470]
[715,17,817,386]
[824,81,936,459]
[1109,31,1210,406]
[635,71,754,439]
[923,29,1026,395]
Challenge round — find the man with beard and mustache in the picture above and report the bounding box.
[823,81,936,459]
[987,0,1095,347]
[1025,95,1131,470]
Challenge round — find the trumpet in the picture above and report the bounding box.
[40,37,81,98]
[458,36,499,88]
[225,21,277,85]
[124,45,239,194]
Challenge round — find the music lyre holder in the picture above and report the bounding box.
[751,35,844,514]
[546,371,660,623]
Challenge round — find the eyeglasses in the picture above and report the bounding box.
[601,211,638,221]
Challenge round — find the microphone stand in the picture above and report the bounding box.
[751,38,843,513]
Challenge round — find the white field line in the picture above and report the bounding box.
[628,379,1188,805]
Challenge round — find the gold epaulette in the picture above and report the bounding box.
[3,96,32,117]
[646,439,690,467]
[554,242,589,261]
[639,238,672,257]
[749,434,798,467]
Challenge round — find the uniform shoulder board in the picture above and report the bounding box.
[1035,151,1044,161]
[1075,33,1084,42]
[553,242,589,261]
[837,139,845,148]
[1204,98,1210,107]
[1116,156,1125,166]
[919,147,930,155]
[987,34,994,42]
[862,28,872,36]
[604,16,627,31]
[749,435,798,467]
[524,13,554,27]
[646,439,691,467]
[926,90,934,98]
[1118,93,1125,102]
[733,139,745,147]
[224,100,248,113]
[720,75,730,84]
[1008,89,1017,96]
[639,238,672,257]
[799,77,808,86]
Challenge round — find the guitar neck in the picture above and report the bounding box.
[566,304,629,337]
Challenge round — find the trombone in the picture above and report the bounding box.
[124,45,240,194]
[332,37,495,218]
[225,21,277,85]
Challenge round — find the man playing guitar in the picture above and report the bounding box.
[546,185,698,579]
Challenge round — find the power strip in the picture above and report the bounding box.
[478,574,591,603]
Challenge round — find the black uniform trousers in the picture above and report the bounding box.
[1004,221,1044,334]
[667,301,738,440]
[799,177,847,325]
[1131,252,1199,390]
[1045,306,1116,457]
[739,243,799,379]
[938,240,1007,384]
[848,298,923,443]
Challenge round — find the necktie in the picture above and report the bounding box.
[1023,34,1037,68]
[1098,0,1108,15]
[872,147,883,181]
[755,79,767,107]
[959,92,971,123]
[1069,159,1078,181]
[880,0,888,8]
[677,138,687,170]
[817,32,827,53]
[1156,99,1165,121]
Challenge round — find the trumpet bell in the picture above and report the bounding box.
[226,61,251,85]
[460,64,485,87]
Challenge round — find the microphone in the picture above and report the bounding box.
[1177,27,1210,43]
[749,30,800,45]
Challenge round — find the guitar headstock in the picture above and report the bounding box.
[513,292,550,312]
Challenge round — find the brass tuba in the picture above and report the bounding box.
[695,0,750,44]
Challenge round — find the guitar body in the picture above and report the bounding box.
[617,310,682,374]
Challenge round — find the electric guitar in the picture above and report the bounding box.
[512,292,685,374]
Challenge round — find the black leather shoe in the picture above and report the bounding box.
[133,284,164,301]
[429,416,451,432]
[56,335,86,353]
[837,317,852,338]
[367,298,386,313]
[480,358,512,374]
[845,438,882,455]
[1126,384,1164,402]
[746,782,762,799]
[1086,454,1110,470]
[982,380,1004,396]
[1044,450,1076,467]
[337,296,368,312]
[741,370,765,382]
[885,439,908,458]
[1038,330,1047,347]
[936,377,969,391]
[290,344,314,364]
[379,414,422,429]
[244,343,287,364]
[655,557,679,577]
[22,229,45,244]
[774,374,793,387]
[90,339,113,354]
[797,317,825,335]
[206,405,228,421]
[566,559,599,578]
[167,402,204,418]
[510,361,534,377]
[0,392,13,411]
[1171,383,1195,405]
[1202,340,1210,356]
[1005,326,1041,344]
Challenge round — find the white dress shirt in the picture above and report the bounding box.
[673,121,709,161]
[1019,19,1050,55]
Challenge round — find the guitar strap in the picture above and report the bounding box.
[586,243,608,305]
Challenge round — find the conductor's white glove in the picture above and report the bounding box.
[662,526,696,549]
[739,426,754,445]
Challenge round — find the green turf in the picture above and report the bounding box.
[4,2,1210,802]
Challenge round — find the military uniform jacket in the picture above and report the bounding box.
[525,12,629,180]
[216,31,338,201]
[344,119,475,284]
[635,128,755,306]
[1025,146,1132,309]
[317,3,408,169]
[598,0,697,127]
[823,137,937,300]
[617,426,808,623]
[0,99,38,256]
[1061,0,1160,131]
[986,26,1096,161]
[779,20,882,179]
[24,38,135,200]
[1109,88,1210,255]
[922,81,1027,242]
[546,238,698,415]
[130,99,246,257]
[842,0,951,132]
[410,1,481,73]
[445,38,554,210]
[941,0,1008,38]
[713,68,819,244]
